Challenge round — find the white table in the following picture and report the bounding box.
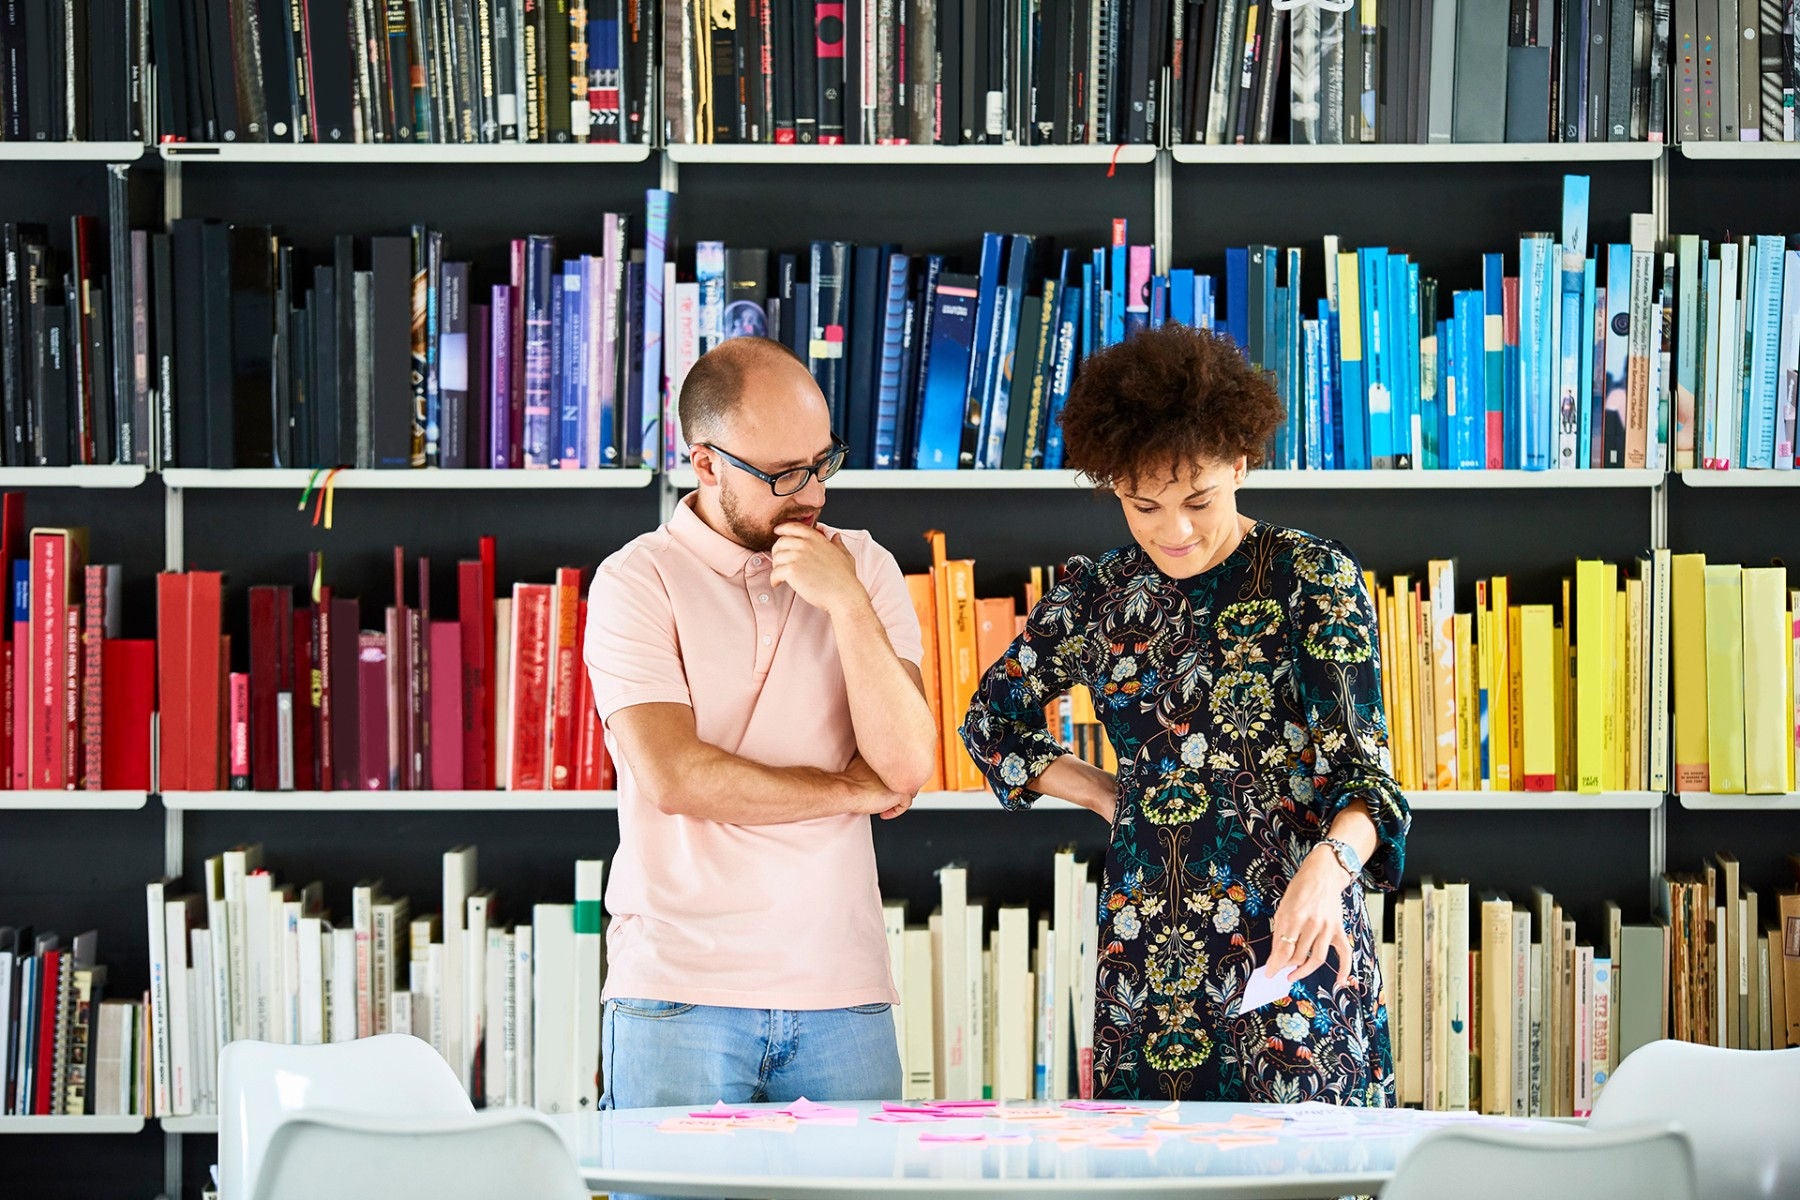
[547,1099,1574,1198]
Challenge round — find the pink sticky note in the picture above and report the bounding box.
[930,1100,999,1109]
[687,1102,755,1120]
[780,1097,858,1121]
[1060,1101,1138,1112]
[919,1131,988,1144]
[870,1112,950,1124]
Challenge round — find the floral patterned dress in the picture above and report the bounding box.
[961,521,1411,1106]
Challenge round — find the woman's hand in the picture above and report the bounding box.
[1264,846,1356,991]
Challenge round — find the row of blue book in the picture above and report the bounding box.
[1671,233,1800,472]
[674,175,1683,474]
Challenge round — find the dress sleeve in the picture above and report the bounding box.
[959,557,1097,810]
[1289,539,1411,891]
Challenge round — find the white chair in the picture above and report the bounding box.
[253,1108,590,1200]
[1380,1123,1697,1200]
[218,1035,474,1200]
[1586,1040,1800,1200]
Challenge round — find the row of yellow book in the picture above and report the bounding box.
[1670,555,1800,795]
[1365,554,1671,795]
[913,540,1696,797]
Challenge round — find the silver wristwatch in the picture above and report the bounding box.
[1317,837,1363,882]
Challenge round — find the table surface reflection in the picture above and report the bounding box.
[546,1098,1572,1199]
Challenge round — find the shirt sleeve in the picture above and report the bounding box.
[959,557,1095,811]
[854,537,925,668]
[1289,538,1411,891]
[584,553,694,725]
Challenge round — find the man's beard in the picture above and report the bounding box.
[718,483,819,553]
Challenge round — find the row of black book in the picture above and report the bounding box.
[150,0,657,146]
[8,1,1796,148]
[0,1,143,142]
[666,0,1172,144]
[1172,0,1681,145]
[0,221,133,468]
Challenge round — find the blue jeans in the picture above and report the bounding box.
[602,998,901,1200]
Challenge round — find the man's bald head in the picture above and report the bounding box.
[678,337,819,447]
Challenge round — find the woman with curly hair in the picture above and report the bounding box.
[960,324,1411,1106]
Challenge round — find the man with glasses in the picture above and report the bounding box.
[584,336,938,1144]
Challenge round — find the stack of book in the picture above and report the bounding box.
[0,5,142,142]
[145,848,607,1116]
[1366,554,1671,795]
[1175,0,1675,144]
[147,0,656,145]
[1669,553,1800,796]
[1669,234,1800,472]
[1,220,136,468]
[2,927,138,1116]
[1658,854,1800,1050]
[159,541,613,794]
[0,496,155,793]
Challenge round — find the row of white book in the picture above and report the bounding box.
[145,846,605,1117]
[132,844,1789,1120]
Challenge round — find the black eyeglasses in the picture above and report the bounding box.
[696,436,848,497]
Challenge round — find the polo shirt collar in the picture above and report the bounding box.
[670,492,761,577]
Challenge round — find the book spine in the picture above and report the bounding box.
[82,565,103,789]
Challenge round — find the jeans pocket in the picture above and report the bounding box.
[614,997,697,1019]
[845,1002,892,1015]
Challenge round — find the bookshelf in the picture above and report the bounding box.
[1676,470,1800,488]
[1168,143,1665,165]
[160,790,622,812]
[667,468,1667,491]
[1677,143,1800,161]
[160,1116,217,1136]
[160,468,657,491]
[157,143,654,165]
[0,1115,147,1134]
[0,791,151,810]
[0,143,147,163]
[0,467,149,489]
[669,145,1160,166]
[1677,793,1800,811]
[9,38,1800,1200]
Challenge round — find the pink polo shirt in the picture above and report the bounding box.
[584,493,922,1010]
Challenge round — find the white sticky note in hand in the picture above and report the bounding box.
[1236,964,1299,1016]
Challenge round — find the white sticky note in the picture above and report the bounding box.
[1236,964,1298,1016]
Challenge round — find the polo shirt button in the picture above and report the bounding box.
[749,556,765,569]
[762,635,772,646]
[758,593,770,603]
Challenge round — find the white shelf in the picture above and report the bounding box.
[160,1115,218,1135]
[1170,143,1664,165]
[1245,469,1665,489]
[667,144,1159,166]
[0,790,150,810]
[161,789,621,811]
[0,466,148,489]
[161,467,655,490]
[1405,790,1663,811]
[0,142,147,162]
[1678,468,1800,488]
[1678,141,1800,160]
[1678,792,1800,810]
[670,467,1664,491]
[912,791,1003,810]
[158,142,651,164]
[0,1115,146,1133]
[669,467,1093,490]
